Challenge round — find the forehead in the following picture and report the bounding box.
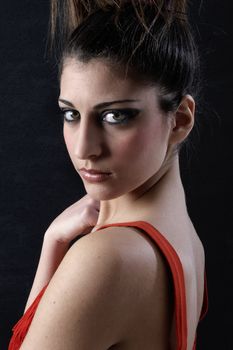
[60,58,159,106]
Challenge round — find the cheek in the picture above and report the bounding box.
[113,123,166,165]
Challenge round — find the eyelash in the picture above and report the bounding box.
[59,108,139,125]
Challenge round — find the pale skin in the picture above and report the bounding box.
[20,58,205,349]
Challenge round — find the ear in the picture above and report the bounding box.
[168,95,195,146]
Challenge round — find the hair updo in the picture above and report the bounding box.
[50,0,201,154]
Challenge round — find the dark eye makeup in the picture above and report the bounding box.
[59,107,140,125]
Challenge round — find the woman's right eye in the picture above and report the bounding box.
[60,109,80,122]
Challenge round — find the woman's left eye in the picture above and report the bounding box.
[101,109,139,124]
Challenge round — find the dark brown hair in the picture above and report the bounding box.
[50,0,201,153]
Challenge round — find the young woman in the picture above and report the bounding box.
[9,0,208,349]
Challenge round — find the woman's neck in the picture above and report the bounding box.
[94,155,186,228]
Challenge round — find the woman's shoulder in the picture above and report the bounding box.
[52,223,161,301]
[89,223,165,268]
[63,224,165,309]
[69,224,162,276]
[18,226,144,349]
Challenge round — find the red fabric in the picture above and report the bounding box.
[8,284,48,350]
[8,221,208,350]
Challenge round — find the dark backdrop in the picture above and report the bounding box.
[0,1,232,349]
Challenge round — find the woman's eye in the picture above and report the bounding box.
[60,109,80,122]
[101,109,138,124]
[59,108,139,125]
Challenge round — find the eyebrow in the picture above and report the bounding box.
[58,98,140,109]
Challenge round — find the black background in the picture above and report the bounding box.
[0,1,232,349]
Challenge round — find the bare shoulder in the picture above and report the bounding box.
[20,225,160,349]
[71,224,162,288]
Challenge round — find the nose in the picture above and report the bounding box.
[73,118,102,160]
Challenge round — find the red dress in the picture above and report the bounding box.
[8,221,208,350]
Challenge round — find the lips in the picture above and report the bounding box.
[79,168,112,184]
[79,168,112,183]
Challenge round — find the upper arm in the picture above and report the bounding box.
[20,231,129,350]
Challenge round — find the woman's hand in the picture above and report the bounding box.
[45,194,100,244]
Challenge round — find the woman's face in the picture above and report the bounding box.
[59,58,174,200]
